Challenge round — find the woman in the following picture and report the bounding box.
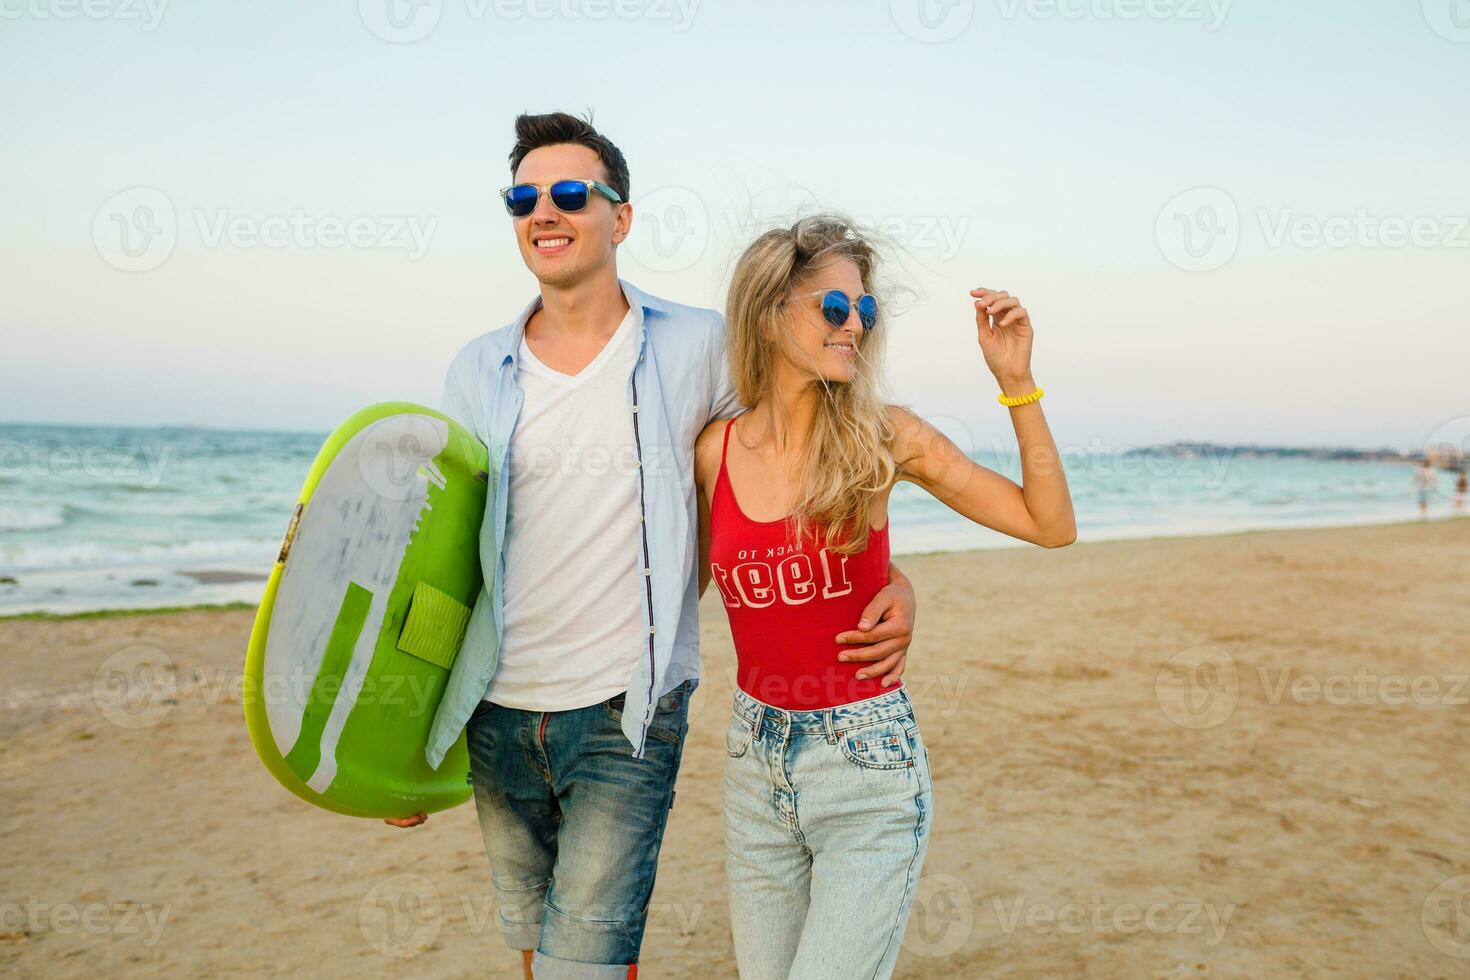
[694,215,1075,979]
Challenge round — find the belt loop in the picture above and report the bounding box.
[822,708,837,744]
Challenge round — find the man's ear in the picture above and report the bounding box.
[611,202,633,246]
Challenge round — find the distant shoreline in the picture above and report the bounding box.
[0,420,1451,460]
[1123,440,1461,467]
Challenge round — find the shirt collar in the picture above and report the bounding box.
[499,278,665,370]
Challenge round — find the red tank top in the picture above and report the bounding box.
[708,414,896,710]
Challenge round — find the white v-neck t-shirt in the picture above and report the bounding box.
[485,310,645,711]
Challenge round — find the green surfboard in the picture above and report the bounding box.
[243,402,489,818]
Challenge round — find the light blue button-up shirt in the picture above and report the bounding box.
[426,280,742,765]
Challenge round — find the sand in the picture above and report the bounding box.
[2,519,1467,978]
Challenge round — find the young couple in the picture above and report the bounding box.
[390,112,1075,980]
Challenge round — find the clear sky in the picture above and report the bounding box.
[3,0,1466,452]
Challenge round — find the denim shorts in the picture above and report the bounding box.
[723,685,934,979]
[466,680,692,979]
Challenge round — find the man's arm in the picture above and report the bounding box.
[440,354,480,439]
[834,561,917,687]
[707,313,744,422]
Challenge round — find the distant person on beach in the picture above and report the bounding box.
[1413,458,1439,519]
[388,113,920,980]
[1455,468,1468,515]
[695,216,1075,978]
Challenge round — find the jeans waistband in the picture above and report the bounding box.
[732,685,914,736]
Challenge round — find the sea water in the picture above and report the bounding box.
[0,422,1452,615]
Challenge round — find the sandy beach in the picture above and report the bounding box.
[2,518,1467,978]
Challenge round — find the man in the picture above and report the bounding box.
[390,112,918,980]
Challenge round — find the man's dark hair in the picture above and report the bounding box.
[508,111,630,203]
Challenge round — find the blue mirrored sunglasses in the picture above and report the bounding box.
[803,288,879,331]
[500,179,623,217]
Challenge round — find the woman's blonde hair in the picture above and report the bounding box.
[724,214,897,555]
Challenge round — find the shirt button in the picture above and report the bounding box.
[648,626,656,635]
[631,405,639,413]
[643,567,652,576]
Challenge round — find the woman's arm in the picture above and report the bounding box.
[693,419,725,598]
[892,287,1076,548]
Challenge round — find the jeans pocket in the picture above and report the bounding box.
[604,681,691,745]
[840,717,918,771]
[725,715,754,759]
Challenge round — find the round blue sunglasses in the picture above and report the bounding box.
[799,289,879,332]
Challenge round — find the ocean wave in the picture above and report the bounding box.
[0,535,279,572]
[0,503,66,533]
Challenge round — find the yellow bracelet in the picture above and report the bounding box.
[997,386,1044,407]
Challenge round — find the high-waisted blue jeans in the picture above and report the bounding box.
[723,685,934,979]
